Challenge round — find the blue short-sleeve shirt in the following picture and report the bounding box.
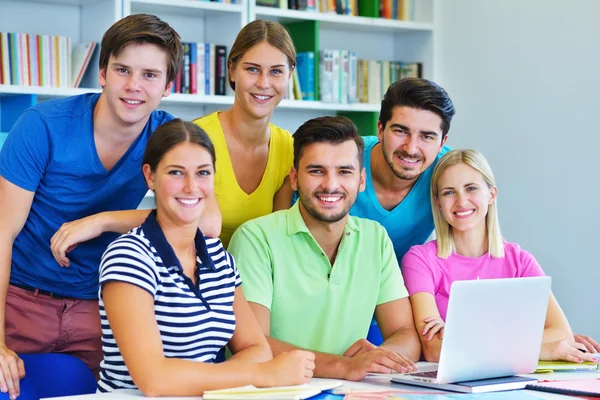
[0,93,174,298]
[97,211,241,392]
[350,136,450,262]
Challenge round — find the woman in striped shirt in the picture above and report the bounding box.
[97,119,314,395]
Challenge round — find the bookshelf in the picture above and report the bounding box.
[0,0,435,135]
[249,0,434,135]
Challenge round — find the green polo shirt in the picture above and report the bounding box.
[228,202,408,355]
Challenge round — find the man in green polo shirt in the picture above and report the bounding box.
[228,116,421,381]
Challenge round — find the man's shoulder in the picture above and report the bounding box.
[361,135,379,150]
[236,209,290,237]
[31,93,99,120]
[148,109,175,129]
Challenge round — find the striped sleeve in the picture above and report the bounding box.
[229,252,242,287]
[99,232,159,298]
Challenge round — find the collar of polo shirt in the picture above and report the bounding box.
[285,201,360,237]
[141,210,216,272]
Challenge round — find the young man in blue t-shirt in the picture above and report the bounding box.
[350,78,454,263]
[0,14,182,397]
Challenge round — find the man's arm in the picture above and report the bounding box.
[0,177,32,398]
[376,297,421,363]
[50,194,222,267]
[248,302,412,381]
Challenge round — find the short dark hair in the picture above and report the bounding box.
[293,116,364,170]
[99,14,183,86]
[143,119,216,172]
[379,78,456,138]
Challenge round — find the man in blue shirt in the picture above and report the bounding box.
[0,14,182,397]
[350,78,454,263]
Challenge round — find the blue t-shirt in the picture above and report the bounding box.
[350,136,450,263]
[0,93,173,299]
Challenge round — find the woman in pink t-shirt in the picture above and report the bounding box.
[401,149,599,364]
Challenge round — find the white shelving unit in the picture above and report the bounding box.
[251,5,434,34]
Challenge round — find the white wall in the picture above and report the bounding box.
[435,0,600,338]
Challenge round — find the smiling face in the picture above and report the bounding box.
[378,106,447,182]
[435,162,497,235]
[99,42,172,130]
[143,141,214,227]
[229,41,292,120]
[291,140,365,225]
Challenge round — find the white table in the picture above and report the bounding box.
[45,362,600,399]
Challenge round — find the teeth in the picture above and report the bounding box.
[400,157,418,163]
[253,95,270,100]
[123,99,142,105]
[319,196,341,202]
[455,210,474,216]
[178,198,199,205]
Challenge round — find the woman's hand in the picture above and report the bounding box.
[540,339,600,363]
[421,317,445,342]
[259,350,315,387]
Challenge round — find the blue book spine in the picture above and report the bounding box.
[204,43,210,95]
[296,52,315,101]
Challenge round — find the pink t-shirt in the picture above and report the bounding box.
[401,240,545,321]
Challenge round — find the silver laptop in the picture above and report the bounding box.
[392,277,551,392]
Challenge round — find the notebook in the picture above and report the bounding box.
[202,380,342,400]
[526,379,600,397]
[392,277,551,393]
[536,360,599,372]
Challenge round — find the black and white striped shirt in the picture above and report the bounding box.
[97,211,240,393]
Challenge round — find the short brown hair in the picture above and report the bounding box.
[293,116,364,170]
[228,20,296,90]
[99,14,183,86]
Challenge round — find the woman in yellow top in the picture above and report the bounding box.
[194,20,295,247]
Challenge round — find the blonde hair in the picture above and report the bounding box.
[431,149,504,258]
[227,20,296,90]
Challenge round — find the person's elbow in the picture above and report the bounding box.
[421,343,440,363]
[130,362,174,397]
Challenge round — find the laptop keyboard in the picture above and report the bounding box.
[406,370,438,378]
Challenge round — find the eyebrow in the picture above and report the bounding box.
[388,123,440,137]
[440,182,479,191]
[242,62,287,68]
[165,164,213,169]
[305,164,356,170]
[111,63,163,74]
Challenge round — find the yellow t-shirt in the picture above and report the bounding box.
[193,112,294,248]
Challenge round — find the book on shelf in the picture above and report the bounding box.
[70,41,96,88]
[0,32,73,88]
[170,42,228,96]
[318,48,422,104]
[214,45,227,96]
[296,51,315,100]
